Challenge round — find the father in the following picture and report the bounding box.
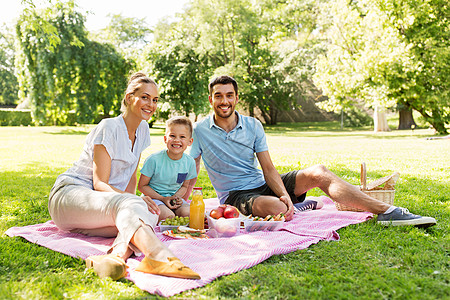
[186,75,436,227]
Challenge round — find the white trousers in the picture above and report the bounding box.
[48,177,158,255]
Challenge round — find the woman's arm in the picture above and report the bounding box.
[125,156,140,194]
[93,144,124,193]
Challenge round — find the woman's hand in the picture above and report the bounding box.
[141,195,160,215]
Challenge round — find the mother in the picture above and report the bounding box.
[48,72,200,280]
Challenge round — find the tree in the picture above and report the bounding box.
[0,25,18,106]
[172,0,315,124]
[90,13,152,60]
[377,0,450,134]
[15,0,132,125]
[142,17,211,119]
[314,0,449,134]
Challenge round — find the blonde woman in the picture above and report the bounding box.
[48,72,200,280]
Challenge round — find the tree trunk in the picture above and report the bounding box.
[414,106,449,134]
[398,107,416,130]
[259,108,271,125]
[248,104,254,117]
[268,105,278,125]
[373,105,390,132]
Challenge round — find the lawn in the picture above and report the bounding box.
[0,122,449,299]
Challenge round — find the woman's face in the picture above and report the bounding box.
[127,83,159,121]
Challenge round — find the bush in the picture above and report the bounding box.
[0,108,33,126]
[343,106,373,127]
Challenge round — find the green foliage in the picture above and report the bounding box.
[0,109,32,126]
[314,0,450,134]
[92,14,152,48]
[379,0,450,134]
[0,124,448,298]
[89,13,152,61]
[14,0,132,125]
[143,32,211,118]
[143,0,323,124]
[0,25,18,105]
[343,106,373,127]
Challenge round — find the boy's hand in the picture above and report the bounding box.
[141,195,160,215]
[163,195,182,209]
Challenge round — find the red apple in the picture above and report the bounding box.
[210,207,224,219]
[223,206,239,218]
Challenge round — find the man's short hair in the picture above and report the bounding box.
[208,75,238,96]
[166,116,193,137]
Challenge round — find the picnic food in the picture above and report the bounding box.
[214,218,239,237]
[210,207,224,219]
[207,216,240,238]
[210,205,240,219]
[244,213,285,232]
[223,206,239,218]
[249,213,285,221]
[160,216,189,226]
[163,226,209,239]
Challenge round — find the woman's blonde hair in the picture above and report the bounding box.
[121,72,158,112]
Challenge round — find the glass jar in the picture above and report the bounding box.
[189,187,205,230]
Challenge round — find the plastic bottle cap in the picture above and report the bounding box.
[193,187,202,190]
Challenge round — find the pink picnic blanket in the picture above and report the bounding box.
[5,196,372,297]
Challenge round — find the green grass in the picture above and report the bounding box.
[1,122,449,299]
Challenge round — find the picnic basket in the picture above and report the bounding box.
[335,162,398,212]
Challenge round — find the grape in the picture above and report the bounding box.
[161,216,189,226]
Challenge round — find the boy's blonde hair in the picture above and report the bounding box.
[166,116,193,137]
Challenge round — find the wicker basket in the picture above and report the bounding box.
[335,162,397,212]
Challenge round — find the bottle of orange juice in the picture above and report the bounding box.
[189,187,205,230]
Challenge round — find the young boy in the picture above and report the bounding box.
[138,116,197,221]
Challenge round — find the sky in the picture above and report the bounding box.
[0,0,190,31]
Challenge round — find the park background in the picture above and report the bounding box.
[0,0,448,133]
[0,0,449,299]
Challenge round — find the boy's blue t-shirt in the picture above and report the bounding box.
[140,150,197,197]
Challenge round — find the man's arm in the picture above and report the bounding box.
[256,150,294,220]
[183,156,201,201]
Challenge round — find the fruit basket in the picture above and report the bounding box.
[158,216,190,231]
[335,162,398,212]
[207,216,241,238]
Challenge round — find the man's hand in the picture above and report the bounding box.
[141,195,160,215]
[279,195,294,221]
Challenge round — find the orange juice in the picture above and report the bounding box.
[189,187,205,230]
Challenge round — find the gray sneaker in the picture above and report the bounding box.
[377,207,437,227]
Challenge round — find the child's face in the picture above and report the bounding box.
[164,124,193,157]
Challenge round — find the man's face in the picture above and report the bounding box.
[209,83,239,119]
